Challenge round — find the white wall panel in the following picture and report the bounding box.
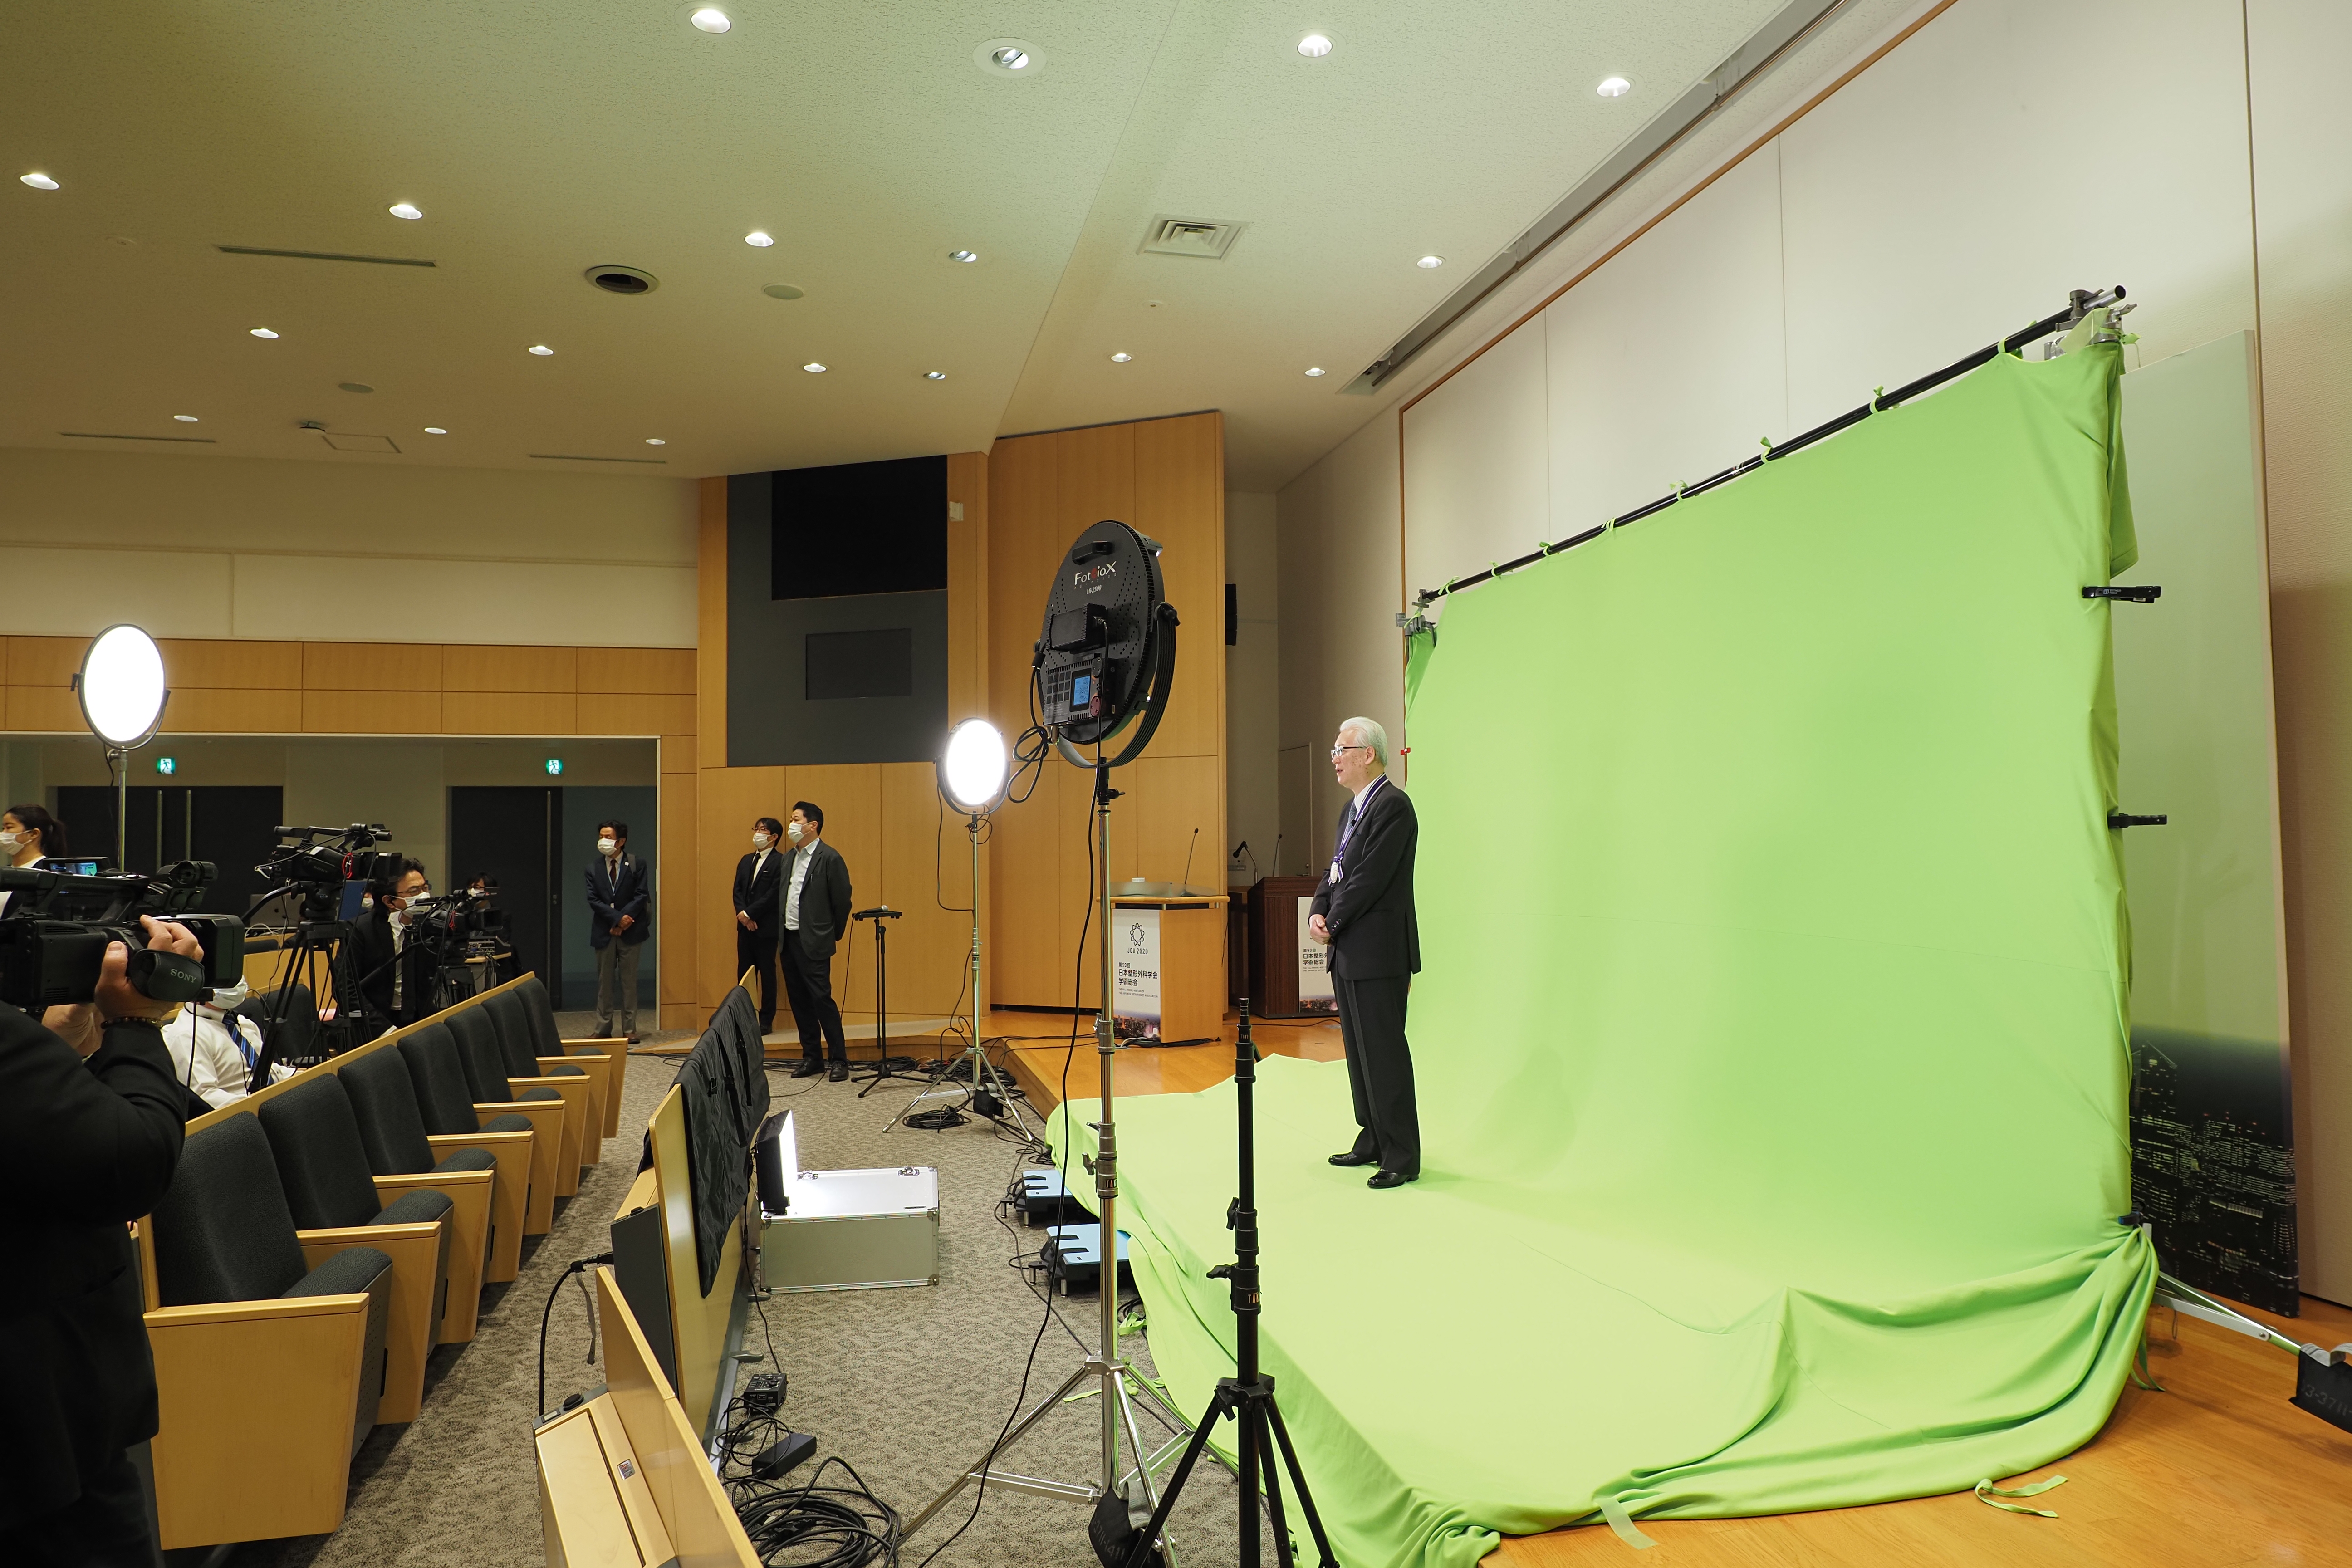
[228,554,697,646]
[1779,0,2257,431]
[0,549,236,637]
[1401,323,1548,605]
[1546,145,1791,537]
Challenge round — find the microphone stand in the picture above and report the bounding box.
[851,906,917,1094]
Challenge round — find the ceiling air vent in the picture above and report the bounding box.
[586,265,658,294]
[318,431,400,453]
[1140,216,1245,260]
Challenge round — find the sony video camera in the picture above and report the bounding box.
[0,859,246,1010]
[255,823,392,923]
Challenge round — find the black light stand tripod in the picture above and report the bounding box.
[852,906,920,1094]
[1113,999,1340,1568]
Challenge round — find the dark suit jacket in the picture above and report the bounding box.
[783,839,854,961]
[733,848,785,941]
[586,853,651,949]
[0,1003,185,1530]
[350,908,430,1027]
[1308,778,1421,980]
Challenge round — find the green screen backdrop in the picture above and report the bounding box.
[1060,340,2154,1567]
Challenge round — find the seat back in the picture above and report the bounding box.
[237,982,320,1069]
[446,1007,513,1103]
[256,1077,386,1230]
[339,1046,439,1175]
[151,1115,310,1307]
[399,1023,484,1136]
[515,975,566,1057]
[481,990,541,1079]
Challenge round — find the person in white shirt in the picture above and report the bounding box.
[165,980,291,1110]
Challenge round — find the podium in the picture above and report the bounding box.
[1109,890,1230,1045]
[1245,876,1338,1019]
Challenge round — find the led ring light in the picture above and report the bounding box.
[1032,519,1179,767]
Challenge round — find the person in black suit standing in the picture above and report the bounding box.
[585,820,651,1044]
[1308,716,1422,1189]
[779,801,855,1082]
[733,818,786,1034]
[0,916,201,1566]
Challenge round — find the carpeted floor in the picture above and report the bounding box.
[212,1019,1271,1568]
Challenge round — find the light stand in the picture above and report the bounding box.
[852,906,915,1093]
[72,625,170,870]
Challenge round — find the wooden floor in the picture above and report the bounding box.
[980,1006,2352,1567]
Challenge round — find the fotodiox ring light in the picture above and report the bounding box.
[73,624,171,868]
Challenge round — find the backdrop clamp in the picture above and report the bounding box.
[2107,812,2168,830]
[2083,585,2161,603]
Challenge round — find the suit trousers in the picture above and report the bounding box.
[595,938,641,1034]
[1333,972,1419,1176]
[0,1447,161,1568]
[735,927,779,1032]
[782,929,848,1063]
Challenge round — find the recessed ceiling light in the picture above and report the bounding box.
[1297,34,1333,57]
[975,38,1042,77]
[745,230,774,247]
[1110,352,1133,363]
[1597,76,1632,98]
[1416,255,1444,269]
[993,46,1029,69]
[761,282,805,300]
[338,382,374,394]
[948,249,979,264]
[803,362,828,373]
[923,370,947,380]
[690,7,731,33]
[529,344,554,355]
[1304,367,1327,378]
[646,437,667,445]
[424,426,447,435]
[250,327,279,338]
[388,202,422,220]
[20,173,60,191]
[173,414,200,422]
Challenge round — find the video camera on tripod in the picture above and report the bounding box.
[0,859,245,1010]
[254,823,393,922]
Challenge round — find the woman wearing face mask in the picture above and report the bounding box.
[0,804,68,919]
[731,818,786,1036]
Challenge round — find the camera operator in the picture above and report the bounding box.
[352,858,431,1035]
[0,915,202,1565]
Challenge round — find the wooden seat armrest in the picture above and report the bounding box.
[542,1054,607,1070]
[296,1220,441,1248]
[559,1037,613,1049]
[375,1169,493,1194]
[426,1130,533,1150]
[145,1294,371,1328]
[476,1098,561,1117]
[506,1075,581,1093]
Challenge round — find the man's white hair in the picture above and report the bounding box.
[1339,716,1389,768]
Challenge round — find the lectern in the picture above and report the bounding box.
[1109,890,1230,1045]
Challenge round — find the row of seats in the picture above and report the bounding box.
[132,976,626,1553]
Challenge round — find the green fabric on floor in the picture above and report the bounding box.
[1055,343,2153,1568]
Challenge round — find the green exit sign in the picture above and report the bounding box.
[155,756,177,775]
[545,757,564,777]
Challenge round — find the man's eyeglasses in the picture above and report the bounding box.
[1329,744,1370,759]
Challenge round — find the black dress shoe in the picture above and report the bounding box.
[827,1061,849,1083]
[1328,1151,1377,1167]
[789,1059,824,1079]
[1366,1170,1418,1190]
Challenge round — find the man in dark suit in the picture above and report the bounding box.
[351,857,431,1038]
[779,800,855,1082]
[733,817,787,1034]
[585,819,651,1043]
[0,916,201,1565]
[1308,716,1422,1189]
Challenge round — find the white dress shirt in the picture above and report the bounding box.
[171,1009,289,1109]
[785,844,813,931]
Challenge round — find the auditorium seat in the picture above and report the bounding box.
[518,974,630,1138]
[142,1115,395,1549]
[481,985,608,1166]
[341,1044,526,1294]
[256,1078,465,1414]
[236,981,319,1071]
[449,1004,590,1199]
[402,1021,566,1235]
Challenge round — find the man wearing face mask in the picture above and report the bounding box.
[586,821,650,1044]
[166,979,290,1109]
[732,818,787,1035]
[779,801,854,1082]
[353,858,431,1035]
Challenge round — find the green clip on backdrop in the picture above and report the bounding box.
[1058,339,2156,1566]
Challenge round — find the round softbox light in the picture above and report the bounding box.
[77,624,168,745]
[939,718,1009,813]
[1033,519,1175,753]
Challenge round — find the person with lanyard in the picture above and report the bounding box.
[1308,716,1424,1189]
[167,978,291,1110]
[585,820,651,1044]
[732,818,787,1034]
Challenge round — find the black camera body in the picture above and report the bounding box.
[0,860,246,1010]
[254,823,392,924]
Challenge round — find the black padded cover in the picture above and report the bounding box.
[515,975,566,1058]
[237,983,318,1066]
[339,1047,437,1175]
[257,1077,386,1230]
[481,1112,533,1134]
[484,991,583,1079]
[714,988,769,1138]
[151,1116,311,1307]
[677,1040,746,1298]
[445,1008,515,1104]
[372,1187,453,1227]
[399,1025,487,1136]
[286,1244,390,1299]
[431,1147,500,1177]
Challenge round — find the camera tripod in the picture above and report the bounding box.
[1111,1000,1339,1568]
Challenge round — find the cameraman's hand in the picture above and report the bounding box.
[42,1003,101,1058]
[97,916,205,1027]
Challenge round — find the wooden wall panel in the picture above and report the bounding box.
[579,646,696,695]
[442,691,579,735]
[443,645,579,693]
[5,685,78,730]
[877,760,970,1023]
[302,690,442,732]
[6,637,81,686]
[168,689,304,731]
[587,693,696,736]
[695,479,728,761]
[658,774,698,1015]
[660,733,697,773]
[983,414,1226,1007]
[695,766,788,1008]
[303,642,442,692]
[159,639,302,688]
